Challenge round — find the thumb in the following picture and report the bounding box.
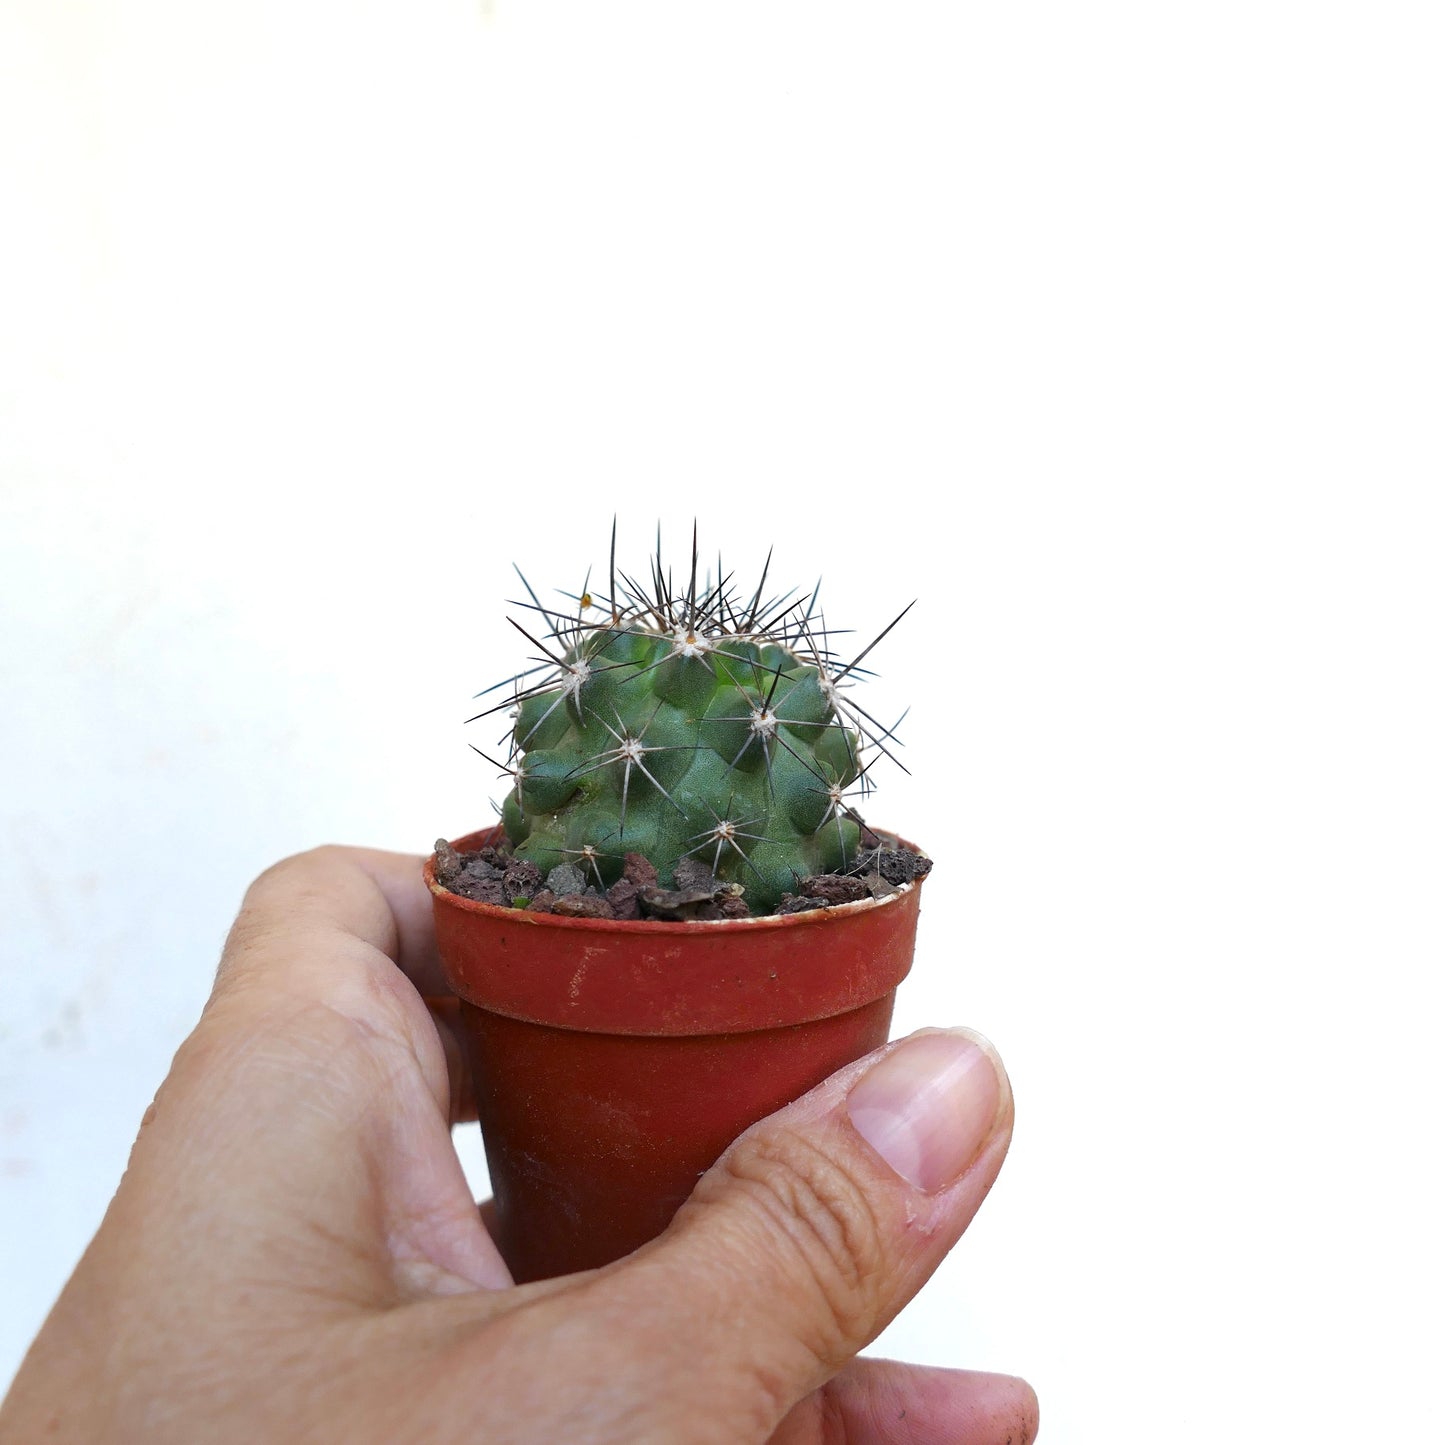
[588,1027,1015,1437]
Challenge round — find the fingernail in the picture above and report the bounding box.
[846,1029,1004,1192]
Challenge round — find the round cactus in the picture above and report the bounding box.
[473,529,908,915]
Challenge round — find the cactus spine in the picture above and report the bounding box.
[472,527,908,916]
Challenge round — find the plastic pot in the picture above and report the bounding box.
[426,826,926,1283]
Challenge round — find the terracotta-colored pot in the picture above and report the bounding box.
[426,827,926,1283]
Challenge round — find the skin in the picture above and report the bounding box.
[0,847,1038,1444]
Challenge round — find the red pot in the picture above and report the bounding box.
[426,827,926,1283]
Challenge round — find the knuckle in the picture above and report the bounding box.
[716,1126,888,1365]
[248,843,348,892]
[216,847,369,997]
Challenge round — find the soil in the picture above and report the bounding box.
[433,830,933,922]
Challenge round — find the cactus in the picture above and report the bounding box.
[469,526,910,916]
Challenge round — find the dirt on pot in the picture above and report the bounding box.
[432,832,932,923]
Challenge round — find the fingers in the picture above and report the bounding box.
[582,1027,1014,1437]
[209,845,464,1117]
[431,995,479,1125]
[215,844,445,997]
[115,845,507,1298]
[343,847,452,997]
[775,1360,1039,1445]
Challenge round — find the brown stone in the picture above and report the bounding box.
[606,878,643,920]
[622,852,660,888]
[800,874,871,905]
[551,892,616,919]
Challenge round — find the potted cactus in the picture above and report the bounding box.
[427,527,931,1282]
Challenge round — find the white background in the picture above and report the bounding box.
[2,2,1442,1438]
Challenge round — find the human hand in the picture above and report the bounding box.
[0,847,1037,1444]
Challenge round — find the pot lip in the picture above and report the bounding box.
[425,827,928,935]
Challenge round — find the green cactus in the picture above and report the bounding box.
[471,527,908,915]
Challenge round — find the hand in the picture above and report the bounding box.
[0,847,1037,1444]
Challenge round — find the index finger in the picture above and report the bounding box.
[217,844,445,997]
[208,845,473,1125]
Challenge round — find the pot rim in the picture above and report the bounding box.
[429,826,927,1034]
[425,827,927,934]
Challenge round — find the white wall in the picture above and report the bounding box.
[3,3,1441,1437]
